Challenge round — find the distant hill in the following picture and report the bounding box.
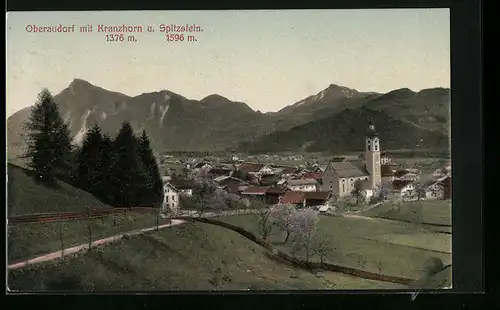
[7,79,450,156]
[7,163,111,216]
[238,107,450,154]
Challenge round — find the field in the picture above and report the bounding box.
[8,213,169,264]
[220,212,451,281]
[6,163,170,264]
[361,200,452,227]
[8,221,404,291]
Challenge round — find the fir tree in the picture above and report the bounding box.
[109,122,147,207]
[76,124,108,200]
[99,133,115,204]
[138,130,163,206]
[22,88,73,184]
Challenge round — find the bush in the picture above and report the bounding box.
[423,257,444,276]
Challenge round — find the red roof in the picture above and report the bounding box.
[266,186,288,195]
[241,186,270,195]
[304,191,331,201]
[280,191,306,204]
[302,172,323,179]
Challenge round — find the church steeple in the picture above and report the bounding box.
[365,120,381,188]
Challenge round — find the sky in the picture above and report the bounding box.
[6,9,450,117]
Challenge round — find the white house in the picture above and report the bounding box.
[392,180,416,199]
[258,165,275,175]
[285,178,318,192]
[163,183,181,211]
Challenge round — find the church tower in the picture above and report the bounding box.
[365,122,382,189]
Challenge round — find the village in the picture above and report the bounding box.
[159,124,452,214]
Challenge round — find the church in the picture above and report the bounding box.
[320,123,382,197]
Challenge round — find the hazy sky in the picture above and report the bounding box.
[6,9,450,117]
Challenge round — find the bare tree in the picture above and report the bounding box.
[253,206,277,241]
[375,259,386,274]
[312,236,334,268]
[413,181,426,201]
[355,254,367,269]
[59,221,67,258]
[290,209,319,262]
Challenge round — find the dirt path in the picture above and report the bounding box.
[7,219,185,270]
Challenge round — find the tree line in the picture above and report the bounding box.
[22,88,163,207]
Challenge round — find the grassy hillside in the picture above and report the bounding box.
[221,214,451,280]
[8,213,167,264]
[7,163,110,216]
[6,163,169,264]
[8,222,404,291]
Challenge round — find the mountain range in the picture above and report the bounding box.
[7,79,450,159]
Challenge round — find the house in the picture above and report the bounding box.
[209,167,233,178]
[285,178,318,192]
[432,167,451,179]
[425,176,451,200]
[321,123,382,197]
[381,164,398,182]
[258,165,275,175]
[392,180,416,199]
[240,186,270,201]
[266,186,289,204]
[380,152,392,164]
[162,183,181,211]
[394,170,420,182]
[259,174,280,186]
[304,191,331,207]
[279,191,307,208]
[302,171,323,180]
[424,179,445,200]
[318,205,335,213]
[237,162,265,176]
[193,162,213,172]
[169,179,195,197]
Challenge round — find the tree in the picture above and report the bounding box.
[109,122,148,207]
[351,180,364,204]
[138,130,163,206]
[59,221,67,258]
[270,204,296,243]
[289,209,319,262]
[76,124,106,198]
[252,203,277,241]
[22,88,73,184]
[312,236,334,268]
[375,259,386,274]
[372,183,391,203]
[354,254,367,269]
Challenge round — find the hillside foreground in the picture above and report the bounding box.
[7,163,170,264]
[8,221,405,291]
